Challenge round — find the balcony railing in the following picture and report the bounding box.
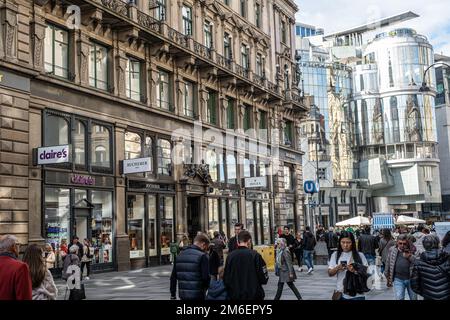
[193,42,212,60]
[94,0,286,100]
[166,26,189,49]
[101,0,128,16]
[137,11,160,33]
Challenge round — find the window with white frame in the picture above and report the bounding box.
[126,58,141,101]
[44,24,69,78]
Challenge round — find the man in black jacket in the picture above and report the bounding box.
[280,226,295,257]
[170,234,210,300]
[223,231,269,300]
[411,235,450,300]
[303,227,316,274]
[227,223,243,253]
[357,226,378,266]
[324,227,338,259]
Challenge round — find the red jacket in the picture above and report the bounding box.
[0,254,32,300]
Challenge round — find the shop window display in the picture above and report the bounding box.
[92,191,113,264]
[148,195,157,257]
[128,194,145,259]
[208,198,219,236]
[44,188,70,268]
[246,201,255,241]
[160,196,174,256]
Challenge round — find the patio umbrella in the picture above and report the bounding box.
[336,216,371,227]
[395,215,426,225]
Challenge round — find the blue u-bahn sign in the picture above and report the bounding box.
[304,180,319,194]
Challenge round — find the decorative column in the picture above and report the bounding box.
[175,77,184,116]
[0,1,18,62]
[31,4,46,71]
[77,34,91,86]
[114,123,130,271]
[115,50,128,99]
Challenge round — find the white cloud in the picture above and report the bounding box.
[295,0,450,55]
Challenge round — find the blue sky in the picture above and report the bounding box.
[294,0,450,55]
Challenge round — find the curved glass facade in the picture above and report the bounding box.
[352,29,438,150]
[352,94,437,146]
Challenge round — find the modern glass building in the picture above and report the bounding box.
[353,28,441,215]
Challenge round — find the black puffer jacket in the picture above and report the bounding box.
[343,262,370,297]
[411,250,450,300]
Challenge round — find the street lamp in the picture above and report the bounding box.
[419,62,450,92]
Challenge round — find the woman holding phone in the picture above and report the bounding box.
[328,231,369,300]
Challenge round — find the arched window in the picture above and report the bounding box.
[74,120,86,168]
[125,132,142,160]
[45,114,69,146]
[91,124,111,169]
[157,139,172,175]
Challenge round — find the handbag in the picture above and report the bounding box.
[69,283,86,300]
[331,290,342,300]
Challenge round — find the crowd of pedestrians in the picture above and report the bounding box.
[0,234,94,300]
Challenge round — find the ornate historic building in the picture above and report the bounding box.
[0,0,307,272]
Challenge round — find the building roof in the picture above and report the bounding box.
[323,11,419,39]
[435,53,450,62]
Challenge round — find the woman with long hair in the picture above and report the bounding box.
[274,238,302,300]
[293,232,304,272]
[328,231,369,300]
[22,244,58,300]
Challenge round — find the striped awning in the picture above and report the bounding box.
[372,214,395,230]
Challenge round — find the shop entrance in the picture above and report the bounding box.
[187,196,202,241]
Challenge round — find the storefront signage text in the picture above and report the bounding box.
[35,145,70,165]
[245,177,267,188]
[0,68,31,92]
[123,157,152,174]
[71,175,95,185]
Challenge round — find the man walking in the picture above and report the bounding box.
[227,223,243,253]
[357,226,378,266]
[279,226,295,256]
[324,227,338,260]
[385,235,417,300]
[223,231,269,300]
[0,235,32,300]
[170,234,210,300]
[411,235,450,300]
[303,227,316,274]
[71,236,83,261]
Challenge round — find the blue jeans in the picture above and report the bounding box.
[393,278,417,300]
[364,253,376,265]
[303,250,314,270]
[380,262,386,274]
[340,296,366,300]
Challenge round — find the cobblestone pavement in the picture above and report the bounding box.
[56,264,407,300]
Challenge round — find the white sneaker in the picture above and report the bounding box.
[307,268,313,274]
[298,267,303,272]
[85,276,90,280]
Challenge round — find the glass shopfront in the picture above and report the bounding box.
[127,182,175,266]
[43,184,114,271]
[245,192,272,245]
[42,110,115,272]
[207,195,240,240]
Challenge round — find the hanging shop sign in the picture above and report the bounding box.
[121,157,152,174]
[128,180,175,192]
[34,145,70,165]
[245,177,267,188]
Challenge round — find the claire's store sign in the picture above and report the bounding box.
[121,157,152,174]
[71,175,95,185]
[34,145,70,165]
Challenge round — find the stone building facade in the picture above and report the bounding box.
[0,0,307,272]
